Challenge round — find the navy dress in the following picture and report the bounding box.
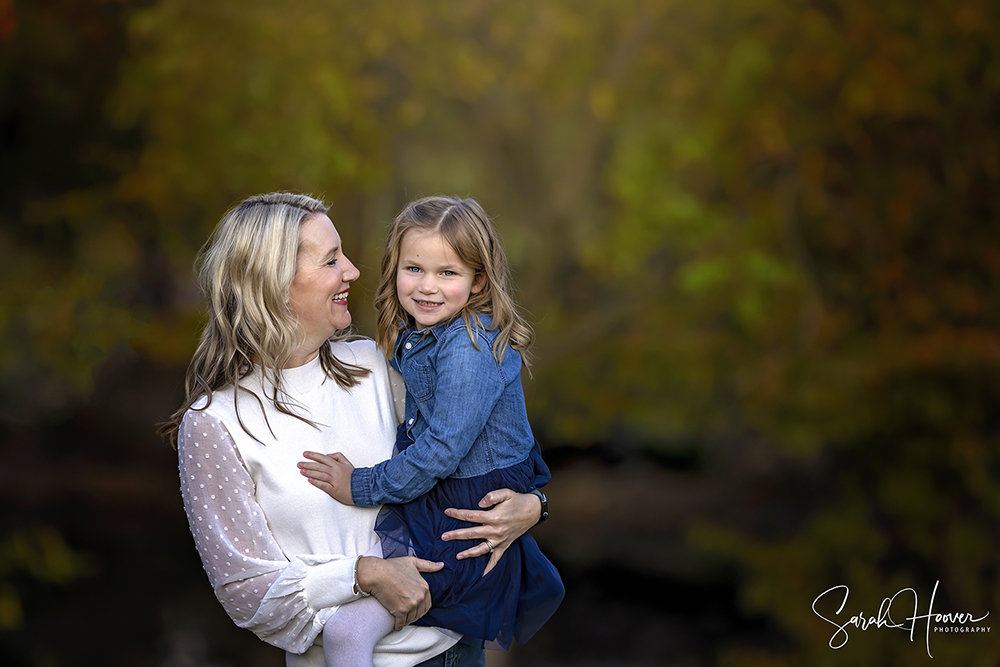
[374,423,564,649]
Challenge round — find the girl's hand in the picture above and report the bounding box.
[440,488,542,575]
[356,556,444,631]
[298,451,355,505]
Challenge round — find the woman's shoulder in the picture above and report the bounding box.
[181,380,248,433]
[184,393,233,424]
[178,403,232,447]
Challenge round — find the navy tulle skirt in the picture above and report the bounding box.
[374,438,564,650]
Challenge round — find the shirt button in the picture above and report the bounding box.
[405,342,412,349]
[408,418,414,425]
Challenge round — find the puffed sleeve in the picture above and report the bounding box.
[178,410,364,654]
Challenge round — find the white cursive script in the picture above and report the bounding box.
[812,581,990,658]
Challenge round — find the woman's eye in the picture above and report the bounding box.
[326,257,338,266]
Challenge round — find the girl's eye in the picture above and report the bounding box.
[405,266,421,273]
[442,270,456,277]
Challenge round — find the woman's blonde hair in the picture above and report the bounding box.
[373,196,533,366]
[162,192,369,446]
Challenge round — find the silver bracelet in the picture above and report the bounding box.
[353,555,371,597]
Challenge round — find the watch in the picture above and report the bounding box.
[528,489,548,524]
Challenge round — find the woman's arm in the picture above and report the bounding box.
[439,438,551,571]
[355,555,441,632]
[178,411,439,649]
[441,488,544,574]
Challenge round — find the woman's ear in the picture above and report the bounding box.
[471,272,487,294]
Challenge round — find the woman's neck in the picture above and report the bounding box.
[285,346,321,369]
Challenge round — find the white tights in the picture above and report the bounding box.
[323,543,395,667]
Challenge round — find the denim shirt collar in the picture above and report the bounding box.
[393,313,489,357]
[425,316,459,340]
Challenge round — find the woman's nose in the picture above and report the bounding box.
[342,256,361,282]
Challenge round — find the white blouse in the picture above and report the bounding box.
[177,339,457,667]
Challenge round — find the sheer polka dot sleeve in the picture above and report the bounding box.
[178,410,356,654]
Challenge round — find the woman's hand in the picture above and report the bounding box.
[440,488,542,575]
[298,451,355,505]
[356,556,443,631]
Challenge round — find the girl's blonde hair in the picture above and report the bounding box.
[373,196,533,366]
[162,192,369,446]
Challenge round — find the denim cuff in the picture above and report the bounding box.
[351,467,376,507]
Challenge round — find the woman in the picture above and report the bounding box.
[163,193,545,666]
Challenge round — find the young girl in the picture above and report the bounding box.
[298,196,563,666]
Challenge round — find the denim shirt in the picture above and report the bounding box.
[350,313,542,507]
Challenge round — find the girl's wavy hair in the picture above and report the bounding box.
[161,192,369,447]
[373,195,533,367]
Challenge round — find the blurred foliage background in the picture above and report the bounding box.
[2,0,1000,664]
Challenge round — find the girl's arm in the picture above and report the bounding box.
[352,329,507,506]
[179,411,440,649]
[295,466,547,573]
